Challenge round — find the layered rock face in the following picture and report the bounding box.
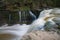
[21,31,60,40]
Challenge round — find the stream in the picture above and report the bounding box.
[0,8,60,40]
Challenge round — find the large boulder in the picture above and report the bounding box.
[21,31,60,40]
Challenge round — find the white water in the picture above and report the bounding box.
[0,9,59,40]
[39,9,53,18]
[29,11,36,19]
[19,11,21,23]
[30,9,55,31]
[0,10,36,40]
[19,11,36,24]
[0,24,30,40]
[9,14,11,22]
[51,8,60,25]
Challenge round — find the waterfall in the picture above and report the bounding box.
[39,9,53,18]
[9,14,11,21]
[30,9,54,31]
[22,11,25,23]
[19,11,21,23]
[8,14,11,25]
[0,10,38,40]
[0,9,58,40]
[29,11,36,20]
[18,11,36,24]
[50,8,60,26]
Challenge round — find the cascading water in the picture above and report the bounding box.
[19,10,36,24]
[29,11,36,20]
[0,9,59,40]
[19,11,26,24]
[0,10,37,40]
[30,9,55,31]
[38,9,53,18]
[0,24,30,40]
[19,11,21,23]
[9,14,11,25]
[50,8,60,26]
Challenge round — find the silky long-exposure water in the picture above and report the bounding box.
[18,11,36,24]
[0,24,30,40]
[30,9,55,31]
[0,8,60,40]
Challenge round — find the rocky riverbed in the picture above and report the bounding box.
[21,31,60,40]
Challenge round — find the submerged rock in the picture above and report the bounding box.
[21,31,60,40]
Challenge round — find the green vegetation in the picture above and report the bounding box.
[0,0,60,11]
